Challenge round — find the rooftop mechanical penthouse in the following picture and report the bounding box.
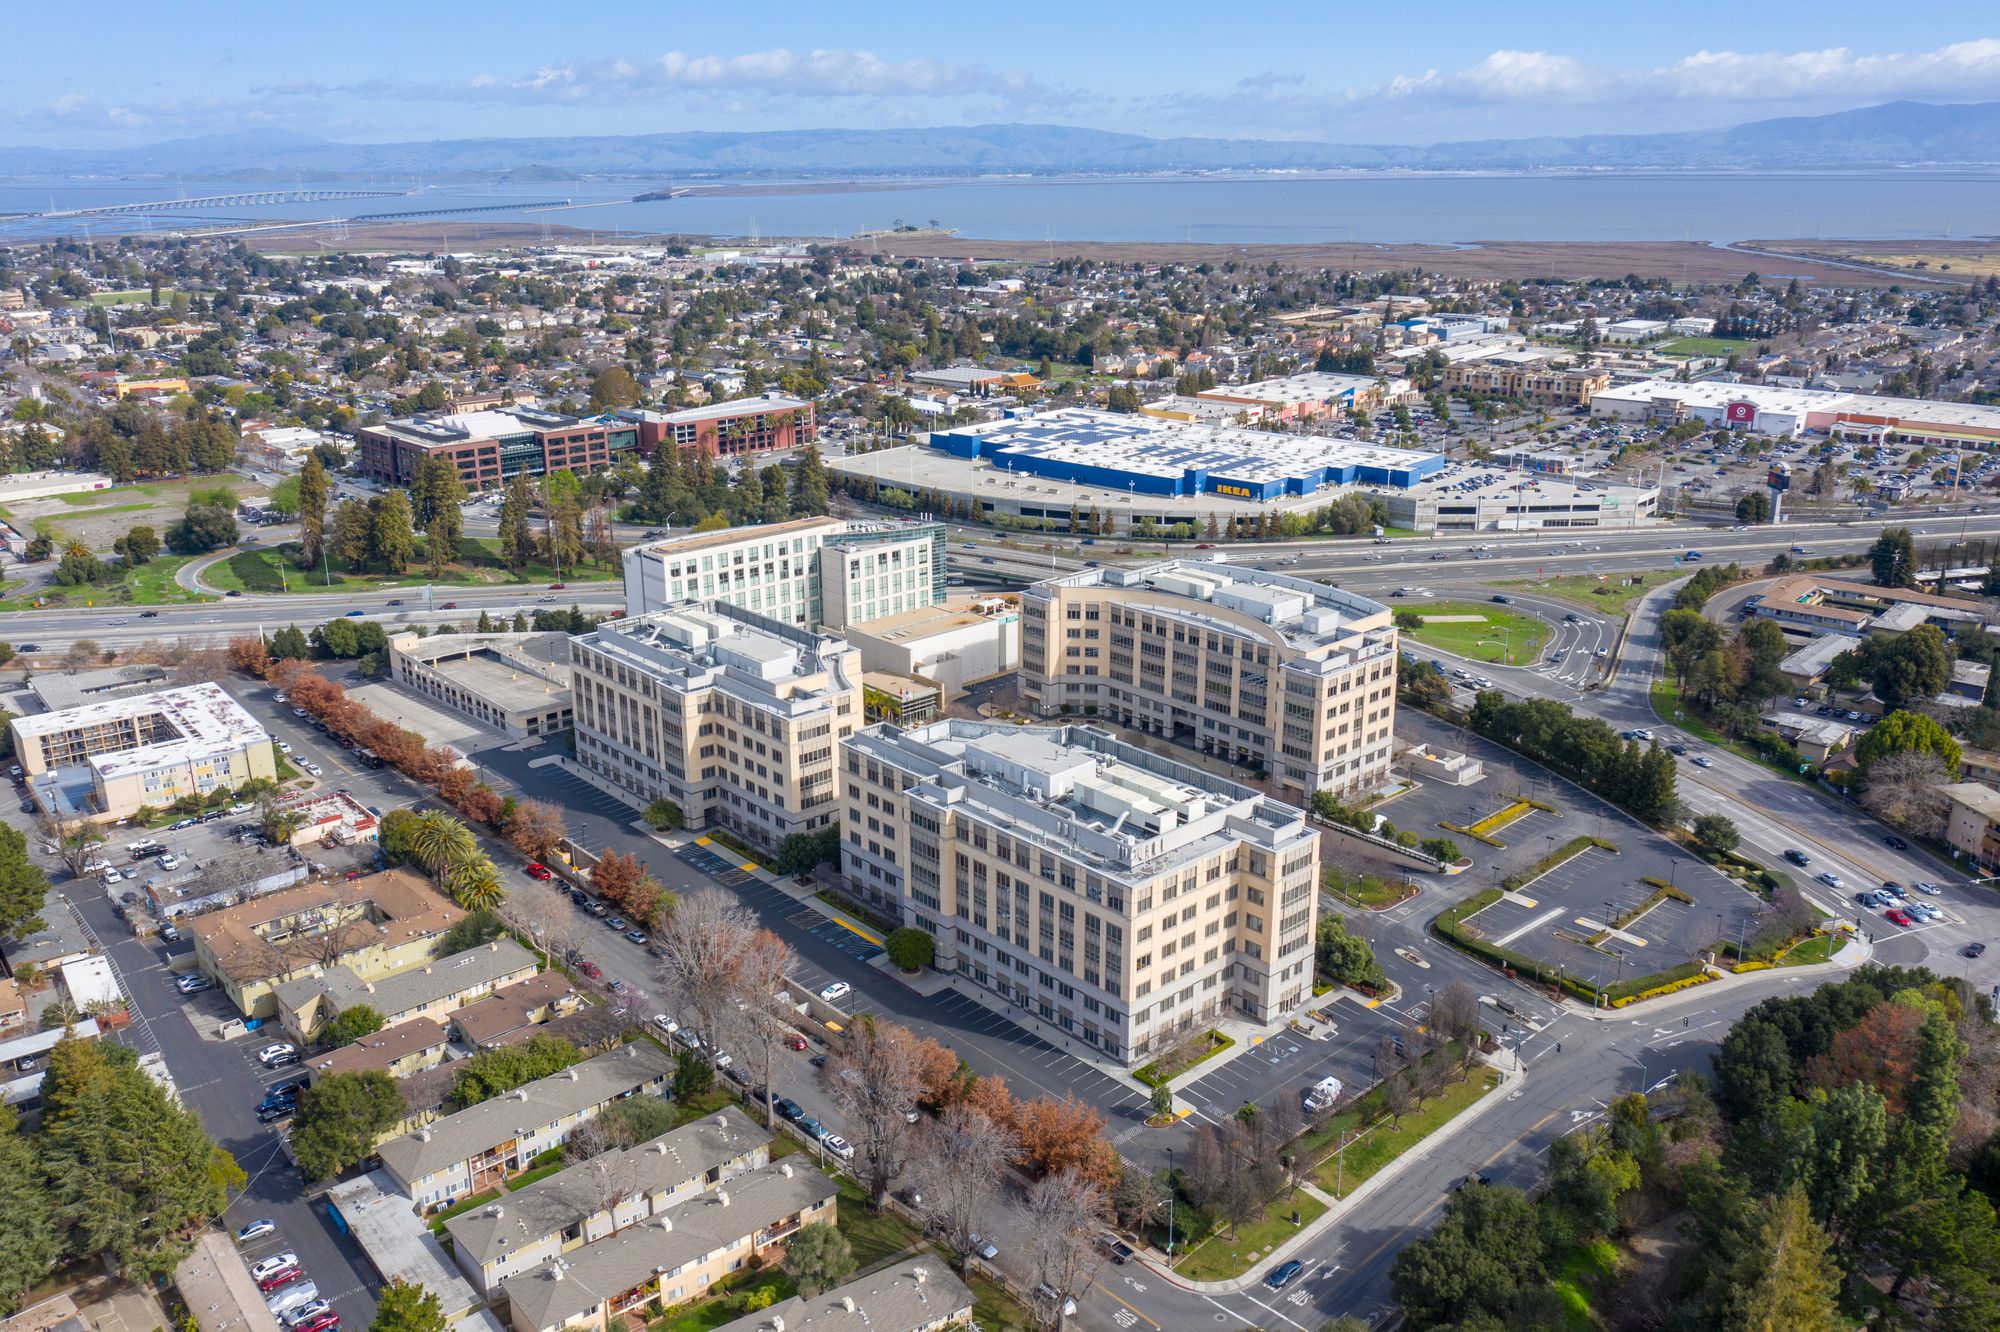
[841,720,1320,1063]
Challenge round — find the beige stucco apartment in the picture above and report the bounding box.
[376,1042,674,1209]
[1020,560,1399,800]
[446,1106,768,1296]
[274,936,539,1043]
[842,720,1321,1064]
[13,681,276,822]
[498,1159,839,1332]
[187,869,464,1019]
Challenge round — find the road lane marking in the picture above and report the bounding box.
[1094,1282,1159,1329]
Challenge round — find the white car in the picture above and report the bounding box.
[251,1253,301,1282]
[302,763,323,776]
[235,1219,276,1244]
[104,866,126,883]
[1817,871,1845,889]
[818,980,851,1003]
[82,860,111,875]
[652,1014,678,1035]
[282,1302,331,1329]
[822,1134,856,1160]
[277,741,292,754]
[1692,755,1714,768]
[1916,881,1943,895]
[256,1043,299,1066]
[159,854,181,871]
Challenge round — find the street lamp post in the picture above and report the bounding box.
[1164,1146,1176,1261]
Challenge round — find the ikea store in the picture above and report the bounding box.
[928,408,1446,501]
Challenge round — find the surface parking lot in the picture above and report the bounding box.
[1172,998,1410,1129]
[1458,845,1757,989]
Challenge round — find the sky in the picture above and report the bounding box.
[12,1,2000,148]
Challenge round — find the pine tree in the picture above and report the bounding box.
[297,454,329,569]
[0,1119,58,1313]
[1732,1185,1840,1332]
[790,444,830,516]
[330,499,373,571]
[370,490,417,575]
[476,610,496,633]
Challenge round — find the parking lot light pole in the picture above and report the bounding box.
[1165,1146,1176,1261]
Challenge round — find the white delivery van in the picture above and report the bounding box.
[1302,1076,1343,1114]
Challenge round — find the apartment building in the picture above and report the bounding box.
[840,721,1322,1063]
[1441,359,1611,406]
[620,516,946,628]
[618,392,815,458]
[446,1106,767,1296]
[186,869,464,1019]
[709,1258,974,1332]
[569,605,860,847]
[356,405,638,488]
[273,936,539,1043]
[1019,561,1399,799]
[376,1042,675,1208]
[498,1160,839,1332]
[13,681,276,822]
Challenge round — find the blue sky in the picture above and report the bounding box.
[13,1,2000,147]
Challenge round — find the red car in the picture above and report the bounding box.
[440,601,457,610]
[1886,909,1913,927]
[524,863,553,881]
[1195,543,1216,549]
[548,582,567,590]
[785,1033,809,1051]
[293,1314,339,1332]
[579,960,601,979]
[256,1268,301,1293]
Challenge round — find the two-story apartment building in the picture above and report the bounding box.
[497,1160,839,1332]
[568,605,860,848]
[273,936,539,1043]
[446,1107,767,1296]
[840,721,1321,1063]
[1019,560,1399,800]
[708,1258,975,1332]
[376,1043,674,1208]
[186,869,464,1020]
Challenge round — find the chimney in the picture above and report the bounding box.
[779,1163,793,1178]
[515,1088,531,1101]
[549,1266,563,1282]
[566,1069,579,1081]
[419,1129,432,1142]
[651,1142,668,1156]
[487,1205,504,1219]
[653,1216,673,1233]
[714,1114,728,1128]
[716,1190,729,1208]
[770,1319,783,1332]
[913,1267,927,1284]
[840,1297,855,1313]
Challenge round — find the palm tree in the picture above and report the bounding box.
[408,810,477,884]
[62,537,90,559]
[446,855,505,912]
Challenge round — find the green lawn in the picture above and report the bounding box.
[1174,1189,1328,1281]
[89,288,190,307]
[428,1189,503,1233]
[508,1162,564,1191]
[649,1269,796,1332]
[833,1176,923,1270]
[1659,336,1752,357]
[664,1087,738,1131]
[1400,601,1549,665]
[201,539,620,595]
[1312,1065,1501,1199]
[1322,867,1418,910]
[0,555,210,612]
[1498,568,1682,615]
[1133,1030,1234,1089]
[52,484,163,506]
[966,1272,1035,1332]
[1780,933,1847,966]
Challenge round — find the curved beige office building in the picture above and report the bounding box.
[1020,560,1399,800]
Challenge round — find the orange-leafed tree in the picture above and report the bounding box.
[1805,1001,1926,1113]
[1014,1092,1120,1188]
[507,799,568,863]
[228,636,272,677]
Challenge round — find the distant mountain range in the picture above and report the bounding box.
[6,100,2000,178]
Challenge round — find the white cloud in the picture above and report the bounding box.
[1352,38,2000,107]
[445,47,1030,104]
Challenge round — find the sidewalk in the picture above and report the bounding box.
[1144,1053,1527,1295]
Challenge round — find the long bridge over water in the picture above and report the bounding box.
[26,188,406,219]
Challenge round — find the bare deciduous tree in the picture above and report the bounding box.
[562,1114,639,1215]
[1373,1032,1406,1086]
[1023,1168,1108,1330]
[910,1103,1016,1267]
[819,1016,953,1207]
[37,813,104,879]
[723,928,797,1131]
[1859,749,1951,837]
[1383,1073,1416,1128]
[1182,1123,1227,1208]
[1431,980,1483,1065]
[652,888,756,1068]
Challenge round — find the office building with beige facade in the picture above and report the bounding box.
[1020,561,1399,800]
[1441,358,1611,406]
[569,605,860,848]
[841,720,1321,1063]
[186,869,465,1019]
[619,516,946,629]
[13,681,276,821]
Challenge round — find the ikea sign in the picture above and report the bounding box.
[1213,483,1255,497]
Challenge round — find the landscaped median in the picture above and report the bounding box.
[1133,1029,1234,1089]
[1439,795,1559,848]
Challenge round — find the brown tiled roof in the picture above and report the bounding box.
[450,971,578,1047]
[190,869,463,985]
